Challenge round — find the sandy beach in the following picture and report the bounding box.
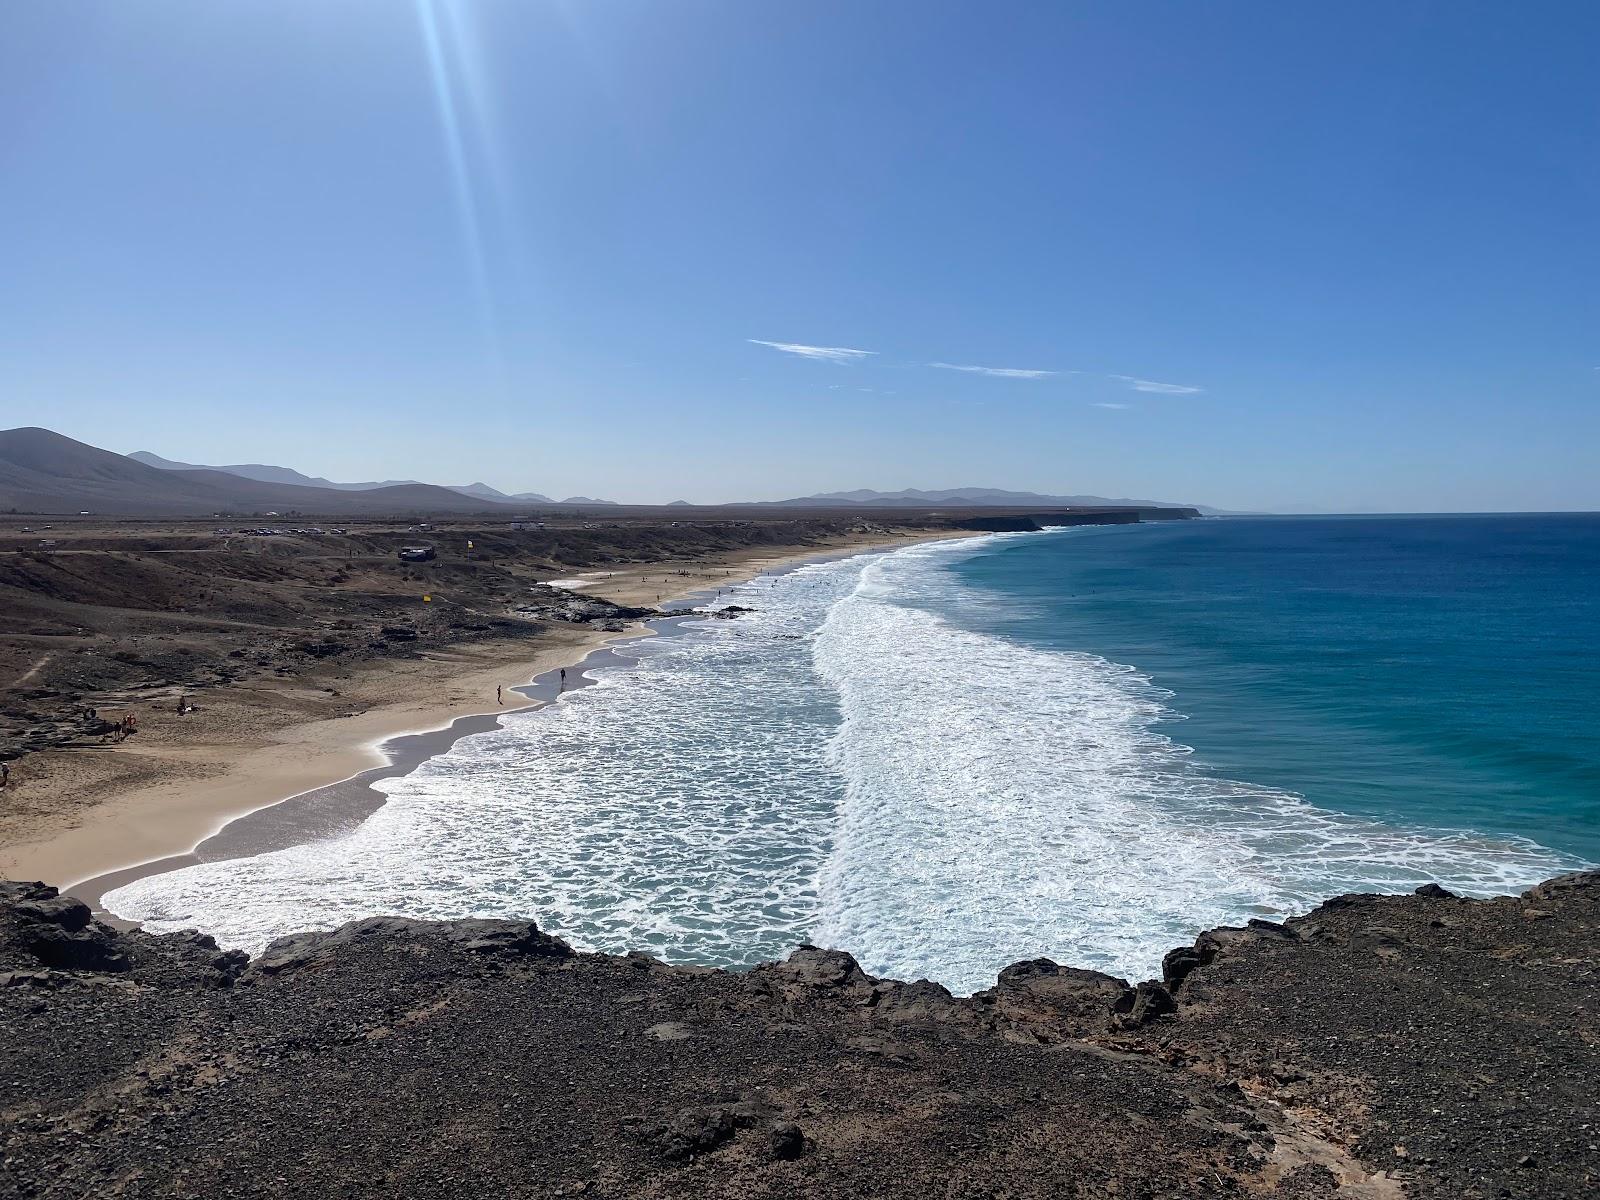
[0,529,963,896]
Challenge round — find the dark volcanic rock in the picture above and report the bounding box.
[20,922,129,972]
[756,943,875,998]
[1,881,128,972]
[1413,882,1458,899]
[870,977,970,1025]
[648,1103,747,1160]
[162,928,250,981]
[250,915,572,976]
[295,639,349,658]
[973,957,1131,1039]
[1161,942,1213,990]
[1,874,1597,1199]
[12,893,93,932]
[1111,979,1177,1028]
[1146,872,1600,1199]
[767,1121,807,1160]
[444,918,575,958]
[515,585,655,625]
[1523,868,1600,900]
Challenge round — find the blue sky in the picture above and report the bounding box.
[3,2,1596,510]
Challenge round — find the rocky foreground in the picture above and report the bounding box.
[1,875,1596,1199]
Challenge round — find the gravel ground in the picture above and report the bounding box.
[1,872,1595,1199]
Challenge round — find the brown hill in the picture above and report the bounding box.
[0,428,511,516]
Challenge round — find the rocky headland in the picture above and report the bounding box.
[2,872,1595,1198]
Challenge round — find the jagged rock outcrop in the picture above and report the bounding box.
[1,881,129,973]
[970,957,1131,1040]
[514,584,656,625]
[0,880,245,985]
[248,915,573,977]
[1,873,1596,1198]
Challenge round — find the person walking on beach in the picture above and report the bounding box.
[496,684,503,706]
[559,667,567,690]
[0,761,9,790]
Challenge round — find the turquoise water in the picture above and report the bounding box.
[106,516,1596,991]
[947,515,1600,864]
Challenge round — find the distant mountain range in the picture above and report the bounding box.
[449,482,557,504]
[2,428,1214,516]
[0,429,615,515]
[757,487,1228,515]
[122,456,1211,512]
[128,452,561,504]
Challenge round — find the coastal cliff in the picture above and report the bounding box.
[957,507,1201,532]
[2,873,1595,1198]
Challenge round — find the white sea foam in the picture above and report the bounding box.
[103,533,1582,992]
[809,536,1579,990]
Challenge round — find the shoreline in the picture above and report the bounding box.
[19,530,972,916]
[70,650,616,923]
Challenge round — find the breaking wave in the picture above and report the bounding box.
[809,537,1576,990]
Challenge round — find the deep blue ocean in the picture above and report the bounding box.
[107,513,1598,992]
[949,514,1600,866]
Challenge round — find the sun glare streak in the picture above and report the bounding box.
[437,0,534,299]
[413,0,504,383]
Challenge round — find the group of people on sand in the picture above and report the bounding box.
[99,713,139,743]
[2,709,141,792]
[76,705,140,742]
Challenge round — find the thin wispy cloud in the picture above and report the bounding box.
[1110,374,1203,395]
[748,339,876,364]
[749,341,1204,399]
[1095,402,1131,409]
[929,362,1056,379]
